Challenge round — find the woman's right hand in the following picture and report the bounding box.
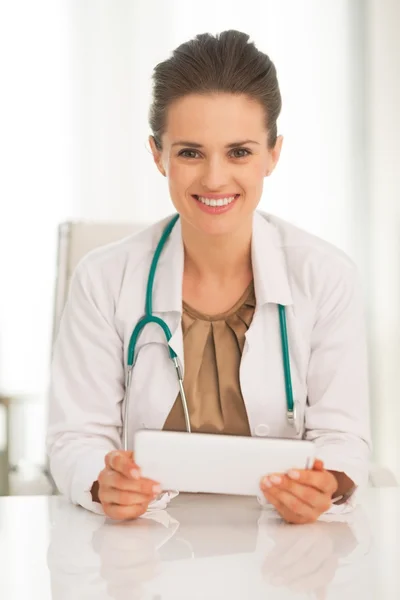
[96,450,161,520]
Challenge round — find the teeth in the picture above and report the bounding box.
[197,195,236,206]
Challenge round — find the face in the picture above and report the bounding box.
[149,93,283,237]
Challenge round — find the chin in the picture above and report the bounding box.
[188,213,249,237]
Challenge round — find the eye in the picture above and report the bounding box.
[230,148,252,159]
[178,149,201,159]
[177,147,252,159]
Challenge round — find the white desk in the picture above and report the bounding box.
[0,489,399,599]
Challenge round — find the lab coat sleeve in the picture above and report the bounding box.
[47,259,125,515]
[304,258,372,507]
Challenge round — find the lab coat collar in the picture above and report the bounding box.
[251,212,293,307]
[153,211,293,315]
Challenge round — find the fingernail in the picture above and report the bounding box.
[288,470,300,480]
[152,484,161,495]
[130,469,141,480]
[270,475,282,485]
[262,477,272,488]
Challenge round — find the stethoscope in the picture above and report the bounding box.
[122,214,297,450]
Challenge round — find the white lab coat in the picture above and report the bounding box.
[47,211,371,515]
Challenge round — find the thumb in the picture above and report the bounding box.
[313,459,324,471]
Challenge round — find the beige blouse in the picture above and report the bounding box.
[163,282,256,436]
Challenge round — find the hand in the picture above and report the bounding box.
[260,459,338,524]
[92,517,167,600]
[261,522,339,597]
[97,450,161,520]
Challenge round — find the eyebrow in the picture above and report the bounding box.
[171,139,260,148]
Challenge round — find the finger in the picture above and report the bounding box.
[289,557,337,593]
[262,488,310,524]
[99,488,156,506]
[100,469,160,496]
[263,530,318,575]
[313,459,324,471]
[103,502,149,521]
[105,449,134,464]
[105,450,141,479]
[263,486,319,522]
[285,468,337,495]
[281,538,333,586]
[263,535,313,577]
[274,475,332,512]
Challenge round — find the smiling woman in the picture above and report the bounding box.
[47,30,371,525]
[148,40,282,238]
[150,92,279,241]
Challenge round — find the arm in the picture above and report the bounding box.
[305,257,371,506]
[260,258,371,523]
[47,260,125,514]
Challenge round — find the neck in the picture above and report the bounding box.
[181,218,253,282]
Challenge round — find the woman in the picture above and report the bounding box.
[47,30,371,524]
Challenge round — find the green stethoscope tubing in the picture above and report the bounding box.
[122,214,296,450]
[127,213,180,366]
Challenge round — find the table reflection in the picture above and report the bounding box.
[47,494,372,600]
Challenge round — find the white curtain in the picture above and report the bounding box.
[366,0,400,479]
[0,1,73,395]
[0,0,398,476]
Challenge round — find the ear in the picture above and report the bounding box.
[265,135,284,177]
[149,135,166,176]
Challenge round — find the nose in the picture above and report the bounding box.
[200,155,231,191]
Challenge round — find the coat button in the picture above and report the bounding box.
[255,424,270,437]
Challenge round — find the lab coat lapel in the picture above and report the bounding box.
[245,212,293,349]
[250,212,293,308]
[241,213,301,438]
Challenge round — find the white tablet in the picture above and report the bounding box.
[133,430,316,497]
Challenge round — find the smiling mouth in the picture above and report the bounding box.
[192,194,239,207]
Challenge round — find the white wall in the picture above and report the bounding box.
[366,0,400,477]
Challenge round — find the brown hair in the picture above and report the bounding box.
[149,30,282,151]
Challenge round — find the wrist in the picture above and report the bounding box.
[90,480,100,503]
[328,470,355,504]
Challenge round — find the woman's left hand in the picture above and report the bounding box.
[260,459,338,524]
